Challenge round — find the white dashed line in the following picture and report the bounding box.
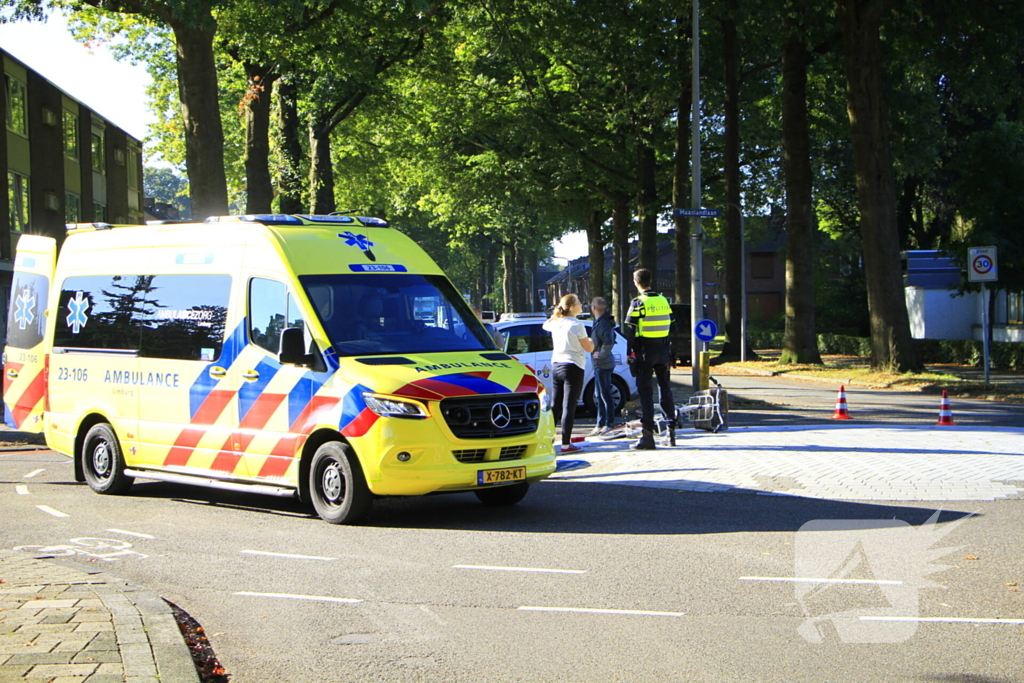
[240,550,337,561]
[107,529,156,539]
[24,469,45,478]
[234,591,361,604]
[740,576,903,586]
[860,616,1024,625]
[36,505,69,518]
[15,485,29,495]
[454,565,587,575]
[518,606,685,617]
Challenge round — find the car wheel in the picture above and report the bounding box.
[611,375,629,413]
[81,423,134,495]
[309,441,372,524]
[475,482,530,506]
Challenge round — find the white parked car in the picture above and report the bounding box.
[492,314,637,413]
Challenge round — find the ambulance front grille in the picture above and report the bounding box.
[440,393,540,439]
[452,449,487,464]
[499,444,529,461]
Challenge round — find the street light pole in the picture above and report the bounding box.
[690,0,703,389]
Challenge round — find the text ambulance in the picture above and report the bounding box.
[3,215,556,523]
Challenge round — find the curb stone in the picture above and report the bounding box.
[0,549,199,682]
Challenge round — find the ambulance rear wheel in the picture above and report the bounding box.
[309,442,371,524]
[475,482,530,507]
[81,423,134,495]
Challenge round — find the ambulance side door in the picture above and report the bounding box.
[236,277,318,483]
[3,236,56,433]
[135,274,239,474]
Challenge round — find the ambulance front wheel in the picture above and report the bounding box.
[81,423,134,495]
[309,442,372,524]
[475,482,530,507]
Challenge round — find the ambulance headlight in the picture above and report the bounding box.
[539,391,552,412]
[362,393,428,419]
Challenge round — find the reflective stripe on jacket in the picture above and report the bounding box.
[627,291,672,339]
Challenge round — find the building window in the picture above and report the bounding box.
[93,202,106,222]
[91,132,105,173]
[65,192,81,223]
[126,146,140,190]
[1009,293,1023,326]
[8,171,30,232]
[5,75,27,137]
[63,111,79,160]
[750,252,775,279]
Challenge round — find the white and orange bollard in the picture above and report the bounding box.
[831,385,853,420]
[936,390,955,426]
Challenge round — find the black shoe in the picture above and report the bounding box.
[631,429,656,450]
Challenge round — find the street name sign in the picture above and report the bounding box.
[694,318,718,343]
[968,246,998,283]
[674,208,722,218]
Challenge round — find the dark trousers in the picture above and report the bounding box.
[594,367,616,428]
[634,341,674,432]
[552,362,584,445]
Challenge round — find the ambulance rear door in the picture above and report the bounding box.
[3,235,56,433]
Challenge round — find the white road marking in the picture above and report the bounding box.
[740,576,903,586]
[454,564,586,575]
[518,606,685,618]
[234,591,361,604]
[860,616,1024,625]
[15,485,29,495]
[24,469,45,478]
[240,550,337,561]
[107,529,155,539]
[36,505,70,518]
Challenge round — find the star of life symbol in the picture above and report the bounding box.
[66,291,90,334]
[339,231,373,251]
[792,511,973,643]
[13,287,35,331]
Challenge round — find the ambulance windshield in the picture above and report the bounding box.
[300,273,497,356]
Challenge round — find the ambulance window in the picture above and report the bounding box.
[6,272,48,349]
[249,278,287,354]
[135,275,230,361]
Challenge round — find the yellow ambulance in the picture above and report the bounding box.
[3,214,556,523]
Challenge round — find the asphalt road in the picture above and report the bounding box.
[3,436,1023,683]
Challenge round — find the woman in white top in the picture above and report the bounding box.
[542,294,594,454]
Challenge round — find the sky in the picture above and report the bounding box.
[0,11,153,141]
[0,12,596,258]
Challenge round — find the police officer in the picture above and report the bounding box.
[624,268,674,450]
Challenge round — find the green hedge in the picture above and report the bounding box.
[746,332,1024,371]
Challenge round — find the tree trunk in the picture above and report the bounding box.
[242,63,277,214]
[309,119,334,214]
[522,246,539,311]
[673,62,692,305]
[718,0,744,359]
[636,134,658,273]
[585,209,606,304]
[779,22,823,365]
[275,78,304,214]
[839,0,921,371]
[501,242,517,313]
[611,195,632,323]
[169,19,228,219]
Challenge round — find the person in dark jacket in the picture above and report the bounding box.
[588,297,618,436]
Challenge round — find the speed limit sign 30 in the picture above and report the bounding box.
[968,246,998,283]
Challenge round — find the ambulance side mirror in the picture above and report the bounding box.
[279,327,312,366]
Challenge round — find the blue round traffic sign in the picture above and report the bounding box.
[694,318,718,343]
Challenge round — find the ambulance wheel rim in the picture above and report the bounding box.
[92,443,111,479]
[322,462,344,503]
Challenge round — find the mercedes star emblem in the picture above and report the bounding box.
[490,402,512,429]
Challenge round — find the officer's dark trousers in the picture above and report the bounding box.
[634,340,674,432]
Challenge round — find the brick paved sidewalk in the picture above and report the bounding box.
[0,551,198,683]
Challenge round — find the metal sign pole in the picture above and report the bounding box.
[690,0,703,390]
[983,283,991,384]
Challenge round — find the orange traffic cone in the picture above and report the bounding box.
[936,390,955,426]
[831,385,852,420]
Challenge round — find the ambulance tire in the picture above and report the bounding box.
[81,423,134,495]
[475,482,530,507]
[309,442,372,524]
